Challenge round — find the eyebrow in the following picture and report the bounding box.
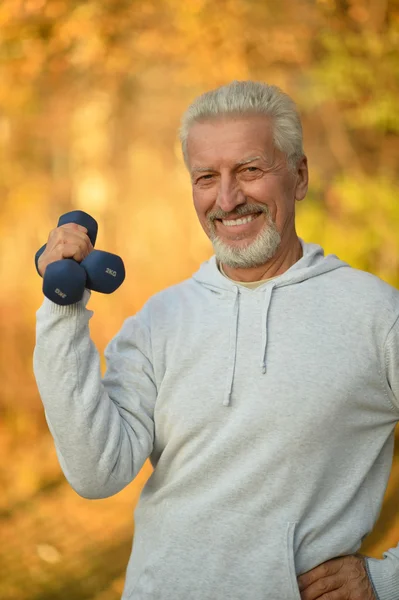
[191,156,262,174]
[237,155,262,166]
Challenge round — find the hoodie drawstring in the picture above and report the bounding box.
[223,284,276,407]
[223,286,240,407]
[260,284,276,374]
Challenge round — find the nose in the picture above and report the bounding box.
[216,174,246,214]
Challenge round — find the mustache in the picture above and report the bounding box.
[208,204,269,221]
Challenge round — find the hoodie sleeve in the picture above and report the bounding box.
[364,313,399,600]
[33,290,157,499]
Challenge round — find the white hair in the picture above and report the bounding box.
[179,80,304,170]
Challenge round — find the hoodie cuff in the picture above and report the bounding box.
[365,555,399,600]
[41,289,92,316]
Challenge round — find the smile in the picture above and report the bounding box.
[221,214,260,227]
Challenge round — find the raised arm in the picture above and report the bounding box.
[33,290,156,498]
[33,217,157,499]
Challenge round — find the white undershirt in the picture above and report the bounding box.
[218,262,279,290]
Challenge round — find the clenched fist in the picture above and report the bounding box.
[38,222,94,277]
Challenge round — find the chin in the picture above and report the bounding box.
[212,230,281,269]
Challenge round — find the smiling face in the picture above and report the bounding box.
[187,114,308,275]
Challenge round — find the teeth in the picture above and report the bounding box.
[222,215,256,227]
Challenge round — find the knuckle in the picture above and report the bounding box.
[319,564,329,577]
[50,229,65,246]
[318,579,328,592]
[60,222,78,230]
[44,224,92,262]
[47,227,59,240]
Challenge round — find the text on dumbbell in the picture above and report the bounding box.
[105,268,117,277]
[55,288,67,298]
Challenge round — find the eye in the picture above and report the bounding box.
[196,174,214,183]
[239,166,262,178]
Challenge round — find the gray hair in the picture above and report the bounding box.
[179,80,304,170]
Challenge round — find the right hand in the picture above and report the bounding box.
[37,223,94,277]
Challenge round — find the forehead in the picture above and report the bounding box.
[186,115,275,169]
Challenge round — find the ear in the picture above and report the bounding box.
[294,156,308,202]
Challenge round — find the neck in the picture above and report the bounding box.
[220,236,303,283]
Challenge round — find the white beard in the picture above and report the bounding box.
[209,213,281,269]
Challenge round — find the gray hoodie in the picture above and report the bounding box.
[33,238,399,600]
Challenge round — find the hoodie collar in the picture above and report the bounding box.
[192,238,349,407]
[192,238,348,294]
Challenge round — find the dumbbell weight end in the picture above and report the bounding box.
[81,250,125,294]
[43,260,87,306]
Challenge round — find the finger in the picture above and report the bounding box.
[298,559,344,592]
[300,575,344,600]
[47,226,94,254]
[314,590,344,600]
[38,224,94,276]
[57,240,91,262]
[60,222,88,233]
[38,242,87,273]
[58,223,93,249]
[38,237,92,276]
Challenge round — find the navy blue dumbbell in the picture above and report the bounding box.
[35,210,125,305]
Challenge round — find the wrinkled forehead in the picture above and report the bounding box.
[186,115,277,170]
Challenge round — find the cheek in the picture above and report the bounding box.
[193,189,213,222]
[246,180,278,217]
[272,188,297,231]
[250,179,293,217]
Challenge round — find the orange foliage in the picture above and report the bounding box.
[0,0,398,597]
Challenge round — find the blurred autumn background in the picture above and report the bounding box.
[0,0,399,598]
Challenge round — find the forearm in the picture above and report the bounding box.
[33,291,155,499]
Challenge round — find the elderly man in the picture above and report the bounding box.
[33,81,399,600]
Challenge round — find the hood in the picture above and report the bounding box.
[193,238,347,292]
[192,238,349,407]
